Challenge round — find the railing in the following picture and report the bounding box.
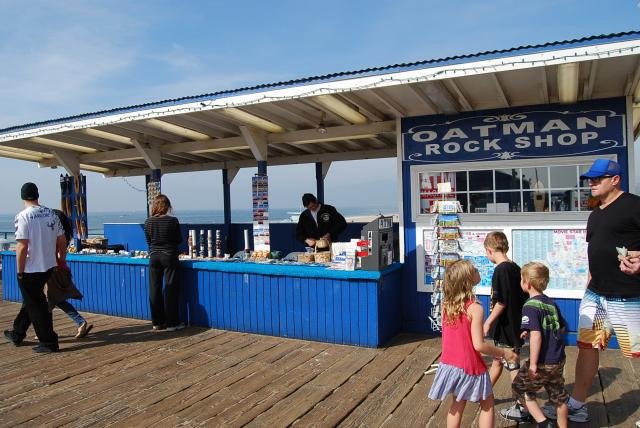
[1,231,12,240]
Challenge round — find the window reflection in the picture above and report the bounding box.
[550,166,578,189]
[496,192,522,212]
[469,192,494,213]
[469,170,493,191]
[495,169,521,191]
[522,167,548,190]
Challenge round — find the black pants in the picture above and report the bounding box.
[149,253,180,327]
[14,270,58,346]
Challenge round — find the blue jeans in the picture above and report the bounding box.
[56,300,86,327]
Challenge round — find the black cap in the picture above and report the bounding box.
[21,182,39,201]
[302,193,317,207]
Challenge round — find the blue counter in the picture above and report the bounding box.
[1,252,403,347]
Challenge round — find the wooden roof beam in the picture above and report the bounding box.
[219,108,285,133]
[540,67,550,104]
[52,149,80,176]
[143,118,212,141]
[338,93,386,122]
[491,74,510,108]
[312,94,368,124]
[240,125,268,161]
[79,128,133,145]
[421,82,459,115]
[369,89,407,118]
[262,102,320,128]
[408,84,440,114]
[29,136,97,153]
[446,79,473,111]
[557,63,580,104]
[131,138,162,170]
[105,147,397,177]
[626,57,640,102]
[583,60,599,100]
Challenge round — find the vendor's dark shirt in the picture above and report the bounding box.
[295,204,347,243]
[587,192,640,297]
[490,261,527,348]
[521,294,566,364]
[144,215,182,256]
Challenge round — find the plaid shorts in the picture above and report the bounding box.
[511,359,568,406]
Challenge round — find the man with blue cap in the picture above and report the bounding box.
[543,159,640,423]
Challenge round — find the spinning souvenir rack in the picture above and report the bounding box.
[427,191,463,333]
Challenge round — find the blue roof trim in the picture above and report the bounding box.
[2,30,639,136]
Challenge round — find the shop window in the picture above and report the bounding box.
[495,169,521,191]
[550,165,578,189]
[417,162,597,215]
[469,170,493,191]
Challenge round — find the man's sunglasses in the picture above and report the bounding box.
[586,175,616,183]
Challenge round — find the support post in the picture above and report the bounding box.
[315,161,331,204]
[221,167,239,255]
[257,160,267,176]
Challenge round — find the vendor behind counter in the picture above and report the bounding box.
[295,193,347,247]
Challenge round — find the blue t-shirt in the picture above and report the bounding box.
[520,294,566,364]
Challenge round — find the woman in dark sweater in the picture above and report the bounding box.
[143,194,184,331]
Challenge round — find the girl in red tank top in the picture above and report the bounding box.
[428,260,518,428]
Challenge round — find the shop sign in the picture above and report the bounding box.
[402,98,626,163]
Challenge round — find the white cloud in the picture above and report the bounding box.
[0,3,140,128]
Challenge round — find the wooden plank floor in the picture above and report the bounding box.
[0,299,638,427]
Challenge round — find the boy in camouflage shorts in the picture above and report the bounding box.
[511,262,569,428]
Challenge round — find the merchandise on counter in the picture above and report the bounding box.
[207,230,213,258]
[200,230,205,258]
[243,229,250,251]
[215,229,222,258]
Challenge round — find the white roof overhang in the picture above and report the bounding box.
[1,33,639,177]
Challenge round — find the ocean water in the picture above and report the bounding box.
[0,205,397,239]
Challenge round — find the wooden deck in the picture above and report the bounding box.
[0,299,638,427]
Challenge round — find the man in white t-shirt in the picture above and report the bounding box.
[3,182,66,353]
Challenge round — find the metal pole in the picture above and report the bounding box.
[315,162,324,204]
[222,168,232,254]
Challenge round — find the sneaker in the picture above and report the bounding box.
[165,322,186,332]
[152,325,165,331]
[32,344,59,353]
[75,322,93,339]
[635,420,639,428]
[4,329,24,346]
[500,402,533,422]
[542,402,589,423]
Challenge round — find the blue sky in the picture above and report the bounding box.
[0,0,639,214]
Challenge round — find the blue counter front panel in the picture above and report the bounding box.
[1,253,402,347]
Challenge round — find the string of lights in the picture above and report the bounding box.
[0,44,638,144]
[121,177,145,192]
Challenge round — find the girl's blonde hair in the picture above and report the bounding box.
[442,259,477,324]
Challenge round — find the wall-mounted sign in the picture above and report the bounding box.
[402,98,627,164]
